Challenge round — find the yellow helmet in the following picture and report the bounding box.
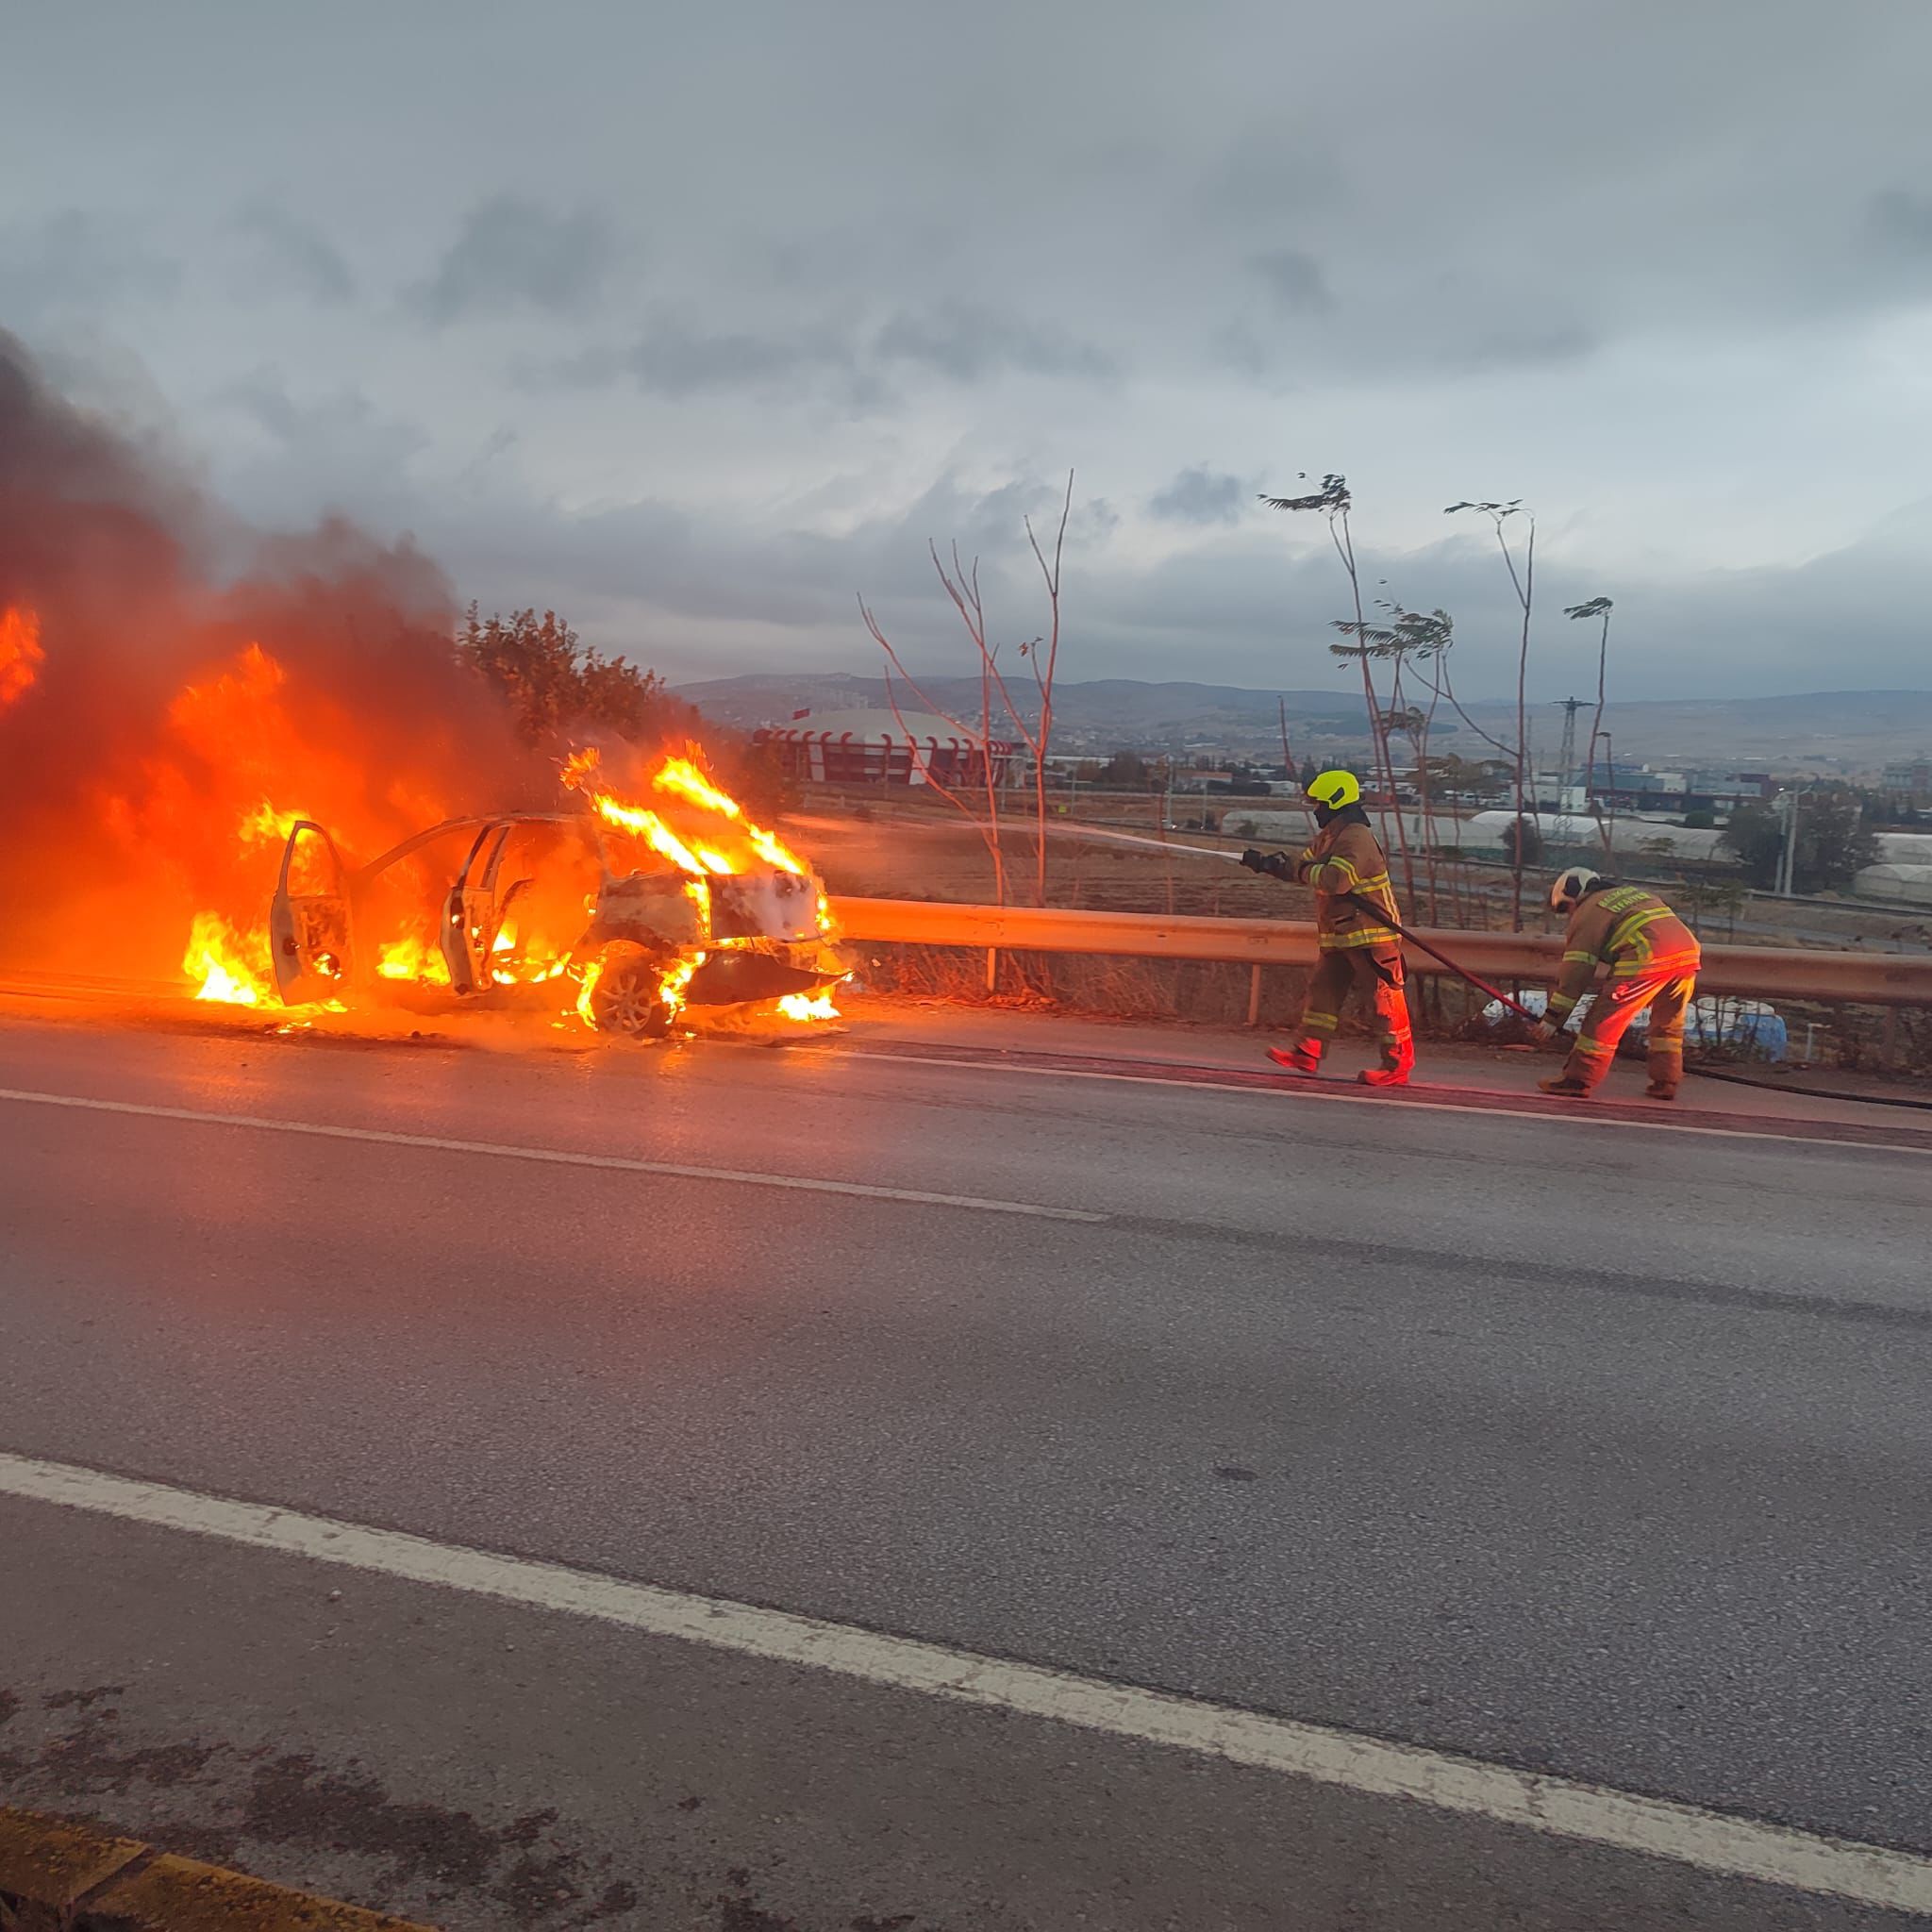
[1305,769,1362,810]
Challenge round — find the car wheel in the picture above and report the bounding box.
[589,945,674,1039]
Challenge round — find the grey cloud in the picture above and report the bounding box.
[535,303,1114,408]
[1456,320,1599,373]
[412,195,612,325]
[0,211,179,321]
[419,474,1932,706]
[234,205,355,304]
[530,317,878,408]
[1249,248,1332,314]
[874,303,1118,381]
[624,320,867,402]
[216,370,429,525]
[1870,189,1932,265]
[1149,466,1251,525]
[11,1,1932,709]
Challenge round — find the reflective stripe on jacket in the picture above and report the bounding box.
[1548,886,1701,1017]
[1296,817,1402,950]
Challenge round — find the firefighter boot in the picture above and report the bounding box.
[1358,1041,1414,1089]
[1540,1041,1609,1099]
[1645,1041,1683,1100]
[1357,1065,1410,1088]
[1267,1041,1323,1076]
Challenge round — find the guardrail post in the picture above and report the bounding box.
[986,947,998,994]
[1246,963,1263,1026]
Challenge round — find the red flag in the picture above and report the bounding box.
[791,707,810,719]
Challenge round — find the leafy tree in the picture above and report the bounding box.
[1424,753,1509,800]
[458,605,698,749]
[1501,815,1543,869]
[1100,749,1151,787]
[1722,790,1877,892]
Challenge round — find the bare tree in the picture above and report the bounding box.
[1329,603,1455,921]
[1447,499,1537,929]
[859,470,1074,908]
[1258,474,1416,905]
[858,583,1008,905]
[1013,472,1074,906]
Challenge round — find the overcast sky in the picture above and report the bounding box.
[5,0,1930,702]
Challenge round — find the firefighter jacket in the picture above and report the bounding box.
[1548,885,1701,1019]
[1294,808,1402,951]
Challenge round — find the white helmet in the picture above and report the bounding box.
[1550,867,1604,916]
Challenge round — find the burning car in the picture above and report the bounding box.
[261,752,847,1036]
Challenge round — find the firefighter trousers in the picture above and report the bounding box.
[1562,963,1697,1094]
[1293,945,1412,1073]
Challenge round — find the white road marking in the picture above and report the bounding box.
[2,1453,1927,1915]
[0,1086,1102,1223]
[834,1050,1928,1157]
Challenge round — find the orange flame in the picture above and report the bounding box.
[0,607,43,710]
[376,933,451,984]
[184,910,271,1006]
[591,793,722,874]
[776,991,841,1023]
[240,801,304,846]
[652,757,743,820]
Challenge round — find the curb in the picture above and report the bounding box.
[0,1807,436,1931]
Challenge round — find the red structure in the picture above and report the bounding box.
[755,708,1013,788]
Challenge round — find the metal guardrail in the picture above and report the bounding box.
[830,897,1932,1008]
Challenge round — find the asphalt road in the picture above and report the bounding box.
[1,1008,1929,1929]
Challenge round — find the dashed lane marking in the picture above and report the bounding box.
[813,1045,1932,1158]
[0,1086,1104,1223]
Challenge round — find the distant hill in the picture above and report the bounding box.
[677,672,1932,772]
[676,672,1368,740]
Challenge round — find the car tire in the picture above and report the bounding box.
[589,944,674,1039]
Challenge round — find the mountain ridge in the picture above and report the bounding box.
[677,672,1932,768]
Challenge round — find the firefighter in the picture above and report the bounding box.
[1537,867,1702,1100]
[1241,769,1413,1087]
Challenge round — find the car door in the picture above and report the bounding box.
[439,821,517,994]
[269,822,354,1003]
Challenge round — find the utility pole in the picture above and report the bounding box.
[1550,696,1589,846]
[1777,787,1803,896]
[1552,697,1586,806]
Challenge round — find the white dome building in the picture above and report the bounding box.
[755,708,1013,789]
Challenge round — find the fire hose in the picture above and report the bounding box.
[1229,848,1926,1109]
[1350,885,1928,1109]
[1341,891,1542,1024]
[1227,843,1543,1024]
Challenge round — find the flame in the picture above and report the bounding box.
[652,757,742,819]
[746,824,806,874]
[1,607,44,710]
[575,957,605,1028]
[240,801,304,846]
[659,952,701,1014]
[184,910,271,1006]
[158,725,833,1032]
[376,933,450,984]
[590,793,722,874]
[776,991,841,1023]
